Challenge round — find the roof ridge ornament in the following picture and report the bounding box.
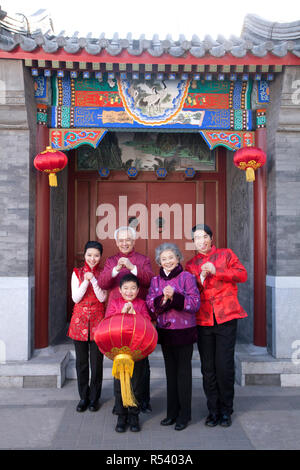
[106,33,122,56]
[230,43,247,58]
[242,13,300,42]
[148,34,164,57]
[42,36,58,53]
[18,34,37,52]
[210,44,226,57]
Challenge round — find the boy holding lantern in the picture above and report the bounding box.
[104,273,154,433]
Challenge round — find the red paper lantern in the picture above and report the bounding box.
[94,313,158,407]
[34,146,68,187]
[233,147,266,182]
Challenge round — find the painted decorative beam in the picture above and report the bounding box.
[200,130,255,150]
[49,127,255,152]
[50,128,107,150]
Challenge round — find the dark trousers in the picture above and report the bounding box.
[161,343,193,425]
[114,358,147,417]
[73,339,103,402]
[197,319,237,416]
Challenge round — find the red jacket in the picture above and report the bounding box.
[185,246,247,326]
[98,250,154,307]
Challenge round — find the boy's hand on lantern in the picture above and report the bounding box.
[121,302,129,313]
[122,302,135,314]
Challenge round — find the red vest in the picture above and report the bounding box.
[68,265,105,341]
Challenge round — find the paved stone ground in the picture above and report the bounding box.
[0,378,300,451]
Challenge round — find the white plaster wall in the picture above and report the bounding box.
[0,277,32,361]
[266,276,300,359]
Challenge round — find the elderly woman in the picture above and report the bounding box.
[146,243,200,431]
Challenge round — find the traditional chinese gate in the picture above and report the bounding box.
[34,71,268,348]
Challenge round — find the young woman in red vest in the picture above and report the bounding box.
[68,241,107,412]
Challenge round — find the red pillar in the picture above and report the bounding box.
[34,125,50,349]
[253,128,267,346]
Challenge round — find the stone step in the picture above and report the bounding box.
[1,342,300,388]
[65,343,202,379]
[65,355,202,380]
[0,349,70,388]
[235,344,300,386]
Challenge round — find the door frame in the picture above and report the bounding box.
[67,146,227,317]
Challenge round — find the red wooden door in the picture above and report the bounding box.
[147,181,197,270]
[95,181,148,263]
[67,147,227,316]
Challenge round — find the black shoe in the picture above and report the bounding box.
[160,417,176,426]
[205,413,219,427]
[76,399,89,412]
[115,415,127,433]
[112,405,117,415]
[141,402,152,413]
[175,422,188,431]
[219,414,232,427]
[129,415,140,432]
[89,400,100,412]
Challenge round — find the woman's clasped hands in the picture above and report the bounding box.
[162,285,174,304]
[84,272,94,281]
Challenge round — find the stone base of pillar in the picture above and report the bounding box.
[266,275,300,359]
[0,276,34,361]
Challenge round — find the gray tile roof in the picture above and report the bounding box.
[242,14,300,58]
[0,8,299,59]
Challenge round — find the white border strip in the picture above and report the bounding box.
[0,277,30,288]
[266,275,300,288]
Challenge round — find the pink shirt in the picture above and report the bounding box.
[105,297,152,321]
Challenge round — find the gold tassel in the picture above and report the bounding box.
[48,172,58,187]
[246,167,255,182]
[112,353,137,407]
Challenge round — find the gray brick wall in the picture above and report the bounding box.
[227,151,254,343]
[0,60,36,277]
[267,67,300,277]
[266,66,300,356]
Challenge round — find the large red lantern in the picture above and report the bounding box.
[94,313,158,407]
[34,146,68,187]
[233,147,266,182]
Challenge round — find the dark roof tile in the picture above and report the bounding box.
[0,8,300,60]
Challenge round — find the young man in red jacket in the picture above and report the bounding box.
[186,224,247,427]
